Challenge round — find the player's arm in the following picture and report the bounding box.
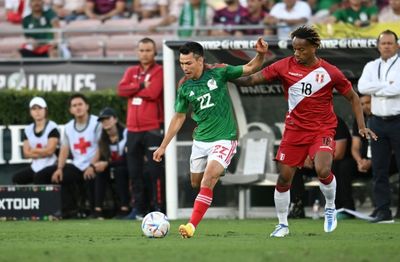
[153,113,186,162]
[358,63,387,95]
[242,37,268,76]
[232,71,267,86]
[343,89,377,140]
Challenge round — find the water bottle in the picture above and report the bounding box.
[312,199,320,220]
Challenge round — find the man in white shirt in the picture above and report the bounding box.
[264,0,311,39]
[358,30,400,223]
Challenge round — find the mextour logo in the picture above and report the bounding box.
[0,198,39,210]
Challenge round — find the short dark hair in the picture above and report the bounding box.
[291,25,321,48]
[179,41,204,58]
[138,37,156,48]
[377,30,398,44]
[68,93,89,107]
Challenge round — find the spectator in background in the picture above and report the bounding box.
[307,0,342,23]
[211,0,247,36]
[241,0,267,35]
[326,0,378,27]
[52,0,86,23]
[178,0,214,37]
[148,0,184,32]
[379,0,400,22]
[51,93,101,218]
[358,30,400,223]
[264,0,312,39]
[85,0,126,22]
[90,107,130,219]
[133,0,168,20]
[20,0,60,58]
[12,97,59,185]
[117,38,165,219]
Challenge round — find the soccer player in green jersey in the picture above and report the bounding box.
[153,38,269,238]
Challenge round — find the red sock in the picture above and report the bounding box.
[319,172,334,185]
[189,187,213,228]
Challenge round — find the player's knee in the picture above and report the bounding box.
[315,166,330,178]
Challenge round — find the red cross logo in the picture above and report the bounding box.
[36,143,42,148]
[73,137,91,154]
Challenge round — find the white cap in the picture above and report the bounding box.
[29,97,47,108]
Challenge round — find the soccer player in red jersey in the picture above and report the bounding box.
[235,25,377,237]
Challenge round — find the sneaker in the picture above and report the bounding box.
[370,210,394,223]
[179,223,195,238]
[336,211,354,220]
[270,224,289,238]
[125,208,144,220]
[324,208,337,233]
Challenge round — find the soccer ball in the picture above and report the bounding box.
[141,211,170,238]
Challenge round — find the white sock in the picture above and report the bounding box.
[319,176,336,209]
[274,189,290,226]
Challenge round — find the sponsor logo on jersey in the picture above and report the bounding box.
[207,78,218,90]
[288,72,303,77]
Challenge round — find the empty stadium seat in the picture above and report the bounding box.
[0,22,24,37]
[0,36,25,58]
[63,19,102,37]
[68,35,107,58]
[105,34,138,58]
[102,18,138,35]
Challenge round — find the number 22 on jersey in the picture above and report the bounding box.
[197,93,215,110]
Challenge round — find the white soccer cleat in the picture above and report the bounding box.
[270,224,289,238]
[324,208,337,233]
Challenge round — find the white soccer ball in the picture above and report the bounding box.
[141,211,170,238]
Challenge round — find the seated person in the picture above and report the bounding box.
[133,0,168,20]
[241,0,268,35]
[20,0,60,58]
[177,0,214,37]
[326,0,378,27]
[52,0,87,23]
[12,97,59,185]
[84,0,126,22]
[211,0,247,36]
[264,0,312,39]
[90,108,130,219]
[378,0,400,22]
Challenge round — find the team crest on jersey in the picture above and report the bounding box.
[315,73,325,84]
[207,78,218,90]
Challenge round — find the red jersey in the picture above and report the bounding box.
[117,62,164,132]
[261,57,352,131]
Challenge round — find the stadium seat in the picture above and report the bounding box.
[0,36,25,58]
[68,35,107,58]
[136,17,164,33]
[63,19,102,37]
[0,7,6,22]
[102,18,138,35]
[105,34,139,58]
[0,22,24,37]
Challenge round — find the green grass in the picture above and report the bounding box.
[0,219,399,262]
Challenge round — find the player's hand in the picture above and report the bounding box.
[153,147,165,162]
[51,169,63,184]
[358,128,378,141]
[84,166,96,180]
[255,37,268,55]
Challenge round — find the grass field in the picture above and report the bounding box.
[0,218,399,262]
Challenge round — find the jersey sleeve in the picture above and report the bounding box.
[174,87,189,113]
[261,62,281,81]
[48,128,60,139]
[332,67,352,95]
[225,65,243,80]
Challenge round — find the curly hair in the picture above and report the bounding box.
[291,25,321,48]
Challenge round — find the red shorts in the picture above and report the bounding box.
[275,128,336,167]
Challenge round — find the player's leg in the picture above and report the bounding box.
[179,140,237,238]
[270,163,296,237]
[271,130,309,237]
[311,133,337,232]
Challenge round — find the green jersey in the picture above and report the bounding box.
[175,64,243,142]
